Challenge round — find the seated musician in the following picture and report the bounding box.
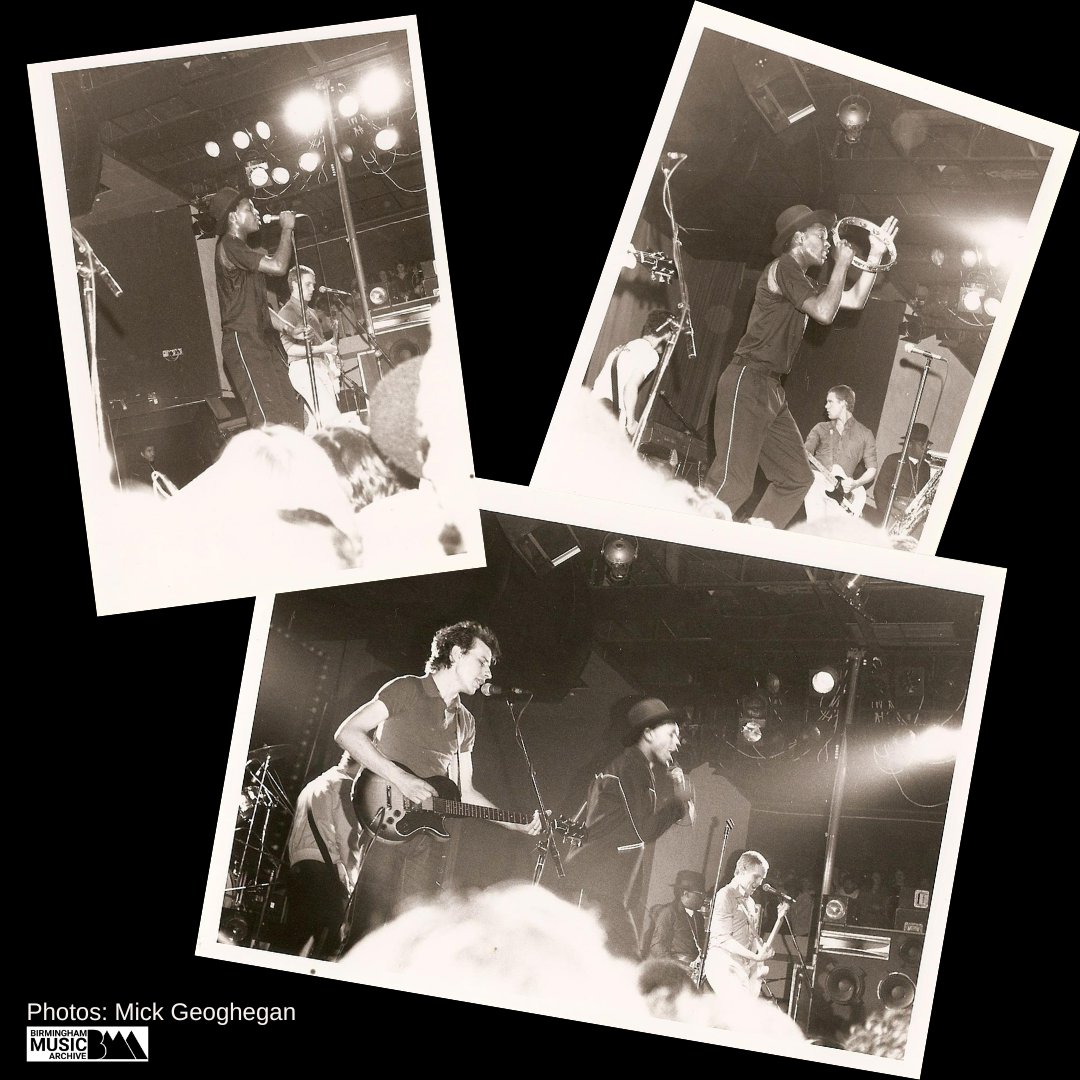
[647,869,708,973]
[802,385,877,520]
[273,265,343,431]
[873,423,934,533]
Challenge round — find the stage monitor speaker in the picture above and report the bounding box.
[808,927,923,1046]
[731,43,816,134]
[82,207,221,417]
[337,304,434,403]
[638,421,709,486]
[108,399,224,492]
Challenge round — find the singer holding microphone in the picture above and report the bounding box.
[562,697,694,960]
[334,620,542,947]
[703,205,898,529]
[209,187,303,430]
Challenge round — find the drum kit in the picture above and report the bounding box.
[220,743,294,946]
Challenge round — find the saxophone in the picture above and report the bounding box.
[889,469,941,542]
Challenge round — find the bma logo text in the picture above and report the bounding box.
[27,1027,148,1061]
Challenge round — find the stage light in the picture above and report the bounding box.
[298,150,323,173]
[960,248,979,268]
[811,665,839,695]
[339,143,354,163]
[232,129,251,150]
[836,94,871,143]
[255,120,271,140]
[738,690,769,745]
[985,247,1001,268]
[204,140,221,158]
[983,296,1001,318]
[960,288,983,312]
[369,285,389,305]
[929,248,945,267]
[600,534,638,583]
[271,166,292,185]
[374,126,400,151]
[338,93,360,119]
[285,90,326,135]
[358,67,402,114]
[249,165,269,188]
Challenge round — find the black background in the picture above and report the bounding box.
[28,5,1060,1071]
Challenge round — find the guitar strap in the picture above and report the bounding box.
[306,807,336,868]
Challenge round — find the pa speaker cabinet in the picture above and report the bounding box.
[82,206,221,416]
[808,928,924,1047]
[638,421,709,486]
[338,303,434,400]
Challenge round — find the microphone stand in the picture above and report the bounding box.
[505,694,566,885]
[882,352,946,533]
[778,906,810,1022]
[631,154,694,455]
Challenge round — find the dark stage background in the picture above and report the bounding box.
[30,4,1061,1074]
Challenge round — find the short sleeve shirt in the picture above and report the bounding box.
[216,234,270,334]
[372,673,476,781]
[733,252,825,375]
[590,338,660,410]
[804,418,878,478]
[711,882,759,950]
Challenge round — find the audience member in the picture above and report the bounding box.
[842,1009,910,1059]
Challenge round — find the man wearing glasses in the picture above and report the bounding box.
[335,621,541,945]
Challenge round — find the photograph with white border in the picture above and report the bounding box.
[28,18,483,616]
[198,480,1002,1077]
[532,4,1075,555]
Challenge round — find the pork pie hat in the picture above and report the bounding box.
[902,423,933,446]
[673,870,706,893]
[623,697,682,745]
[208,186,245,236]
[771,204,837,256]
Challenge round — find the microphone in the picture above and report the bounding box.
[260,212,310,224]
[318,286,352,296]
[479,684,532,698]
[762,883,796,903]
[903,342,944,361]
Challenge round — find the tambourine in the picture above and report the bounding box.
[830,216,897,273]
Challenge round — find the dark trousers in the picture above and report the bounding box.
[344,833,447,950]
[282,860,347,961]
[704,363,813,529]
[222,329,302,430]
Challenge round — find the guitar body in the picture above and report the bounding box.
[352,767,461,843]
[806,454,866,518]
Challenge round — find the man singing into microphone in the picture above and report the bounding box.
[335,620,541,947]
[562,698,694,960]
[208,186,303,430]
[703,206,898,529]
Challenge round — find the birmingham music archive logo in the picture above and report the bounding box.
[26,1027,149,1061]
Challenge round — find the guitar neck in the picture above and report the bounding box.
[430,798,532,826]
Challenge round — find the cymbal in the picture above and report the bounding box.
[247,743,294,767]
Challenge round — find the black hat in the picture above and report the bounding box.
[771,204,837,256]
[208,186,244,236]
[903,423,933,446]
[673,870,706,893]
[623,697,681,745]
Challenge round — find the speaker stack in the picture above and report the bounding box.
[337,300,434,408]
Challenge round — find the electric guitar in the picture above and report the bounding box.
[273,304,342,426]
[745,906,787,997]
[351,762,588,846]
[703,896,788,996]
[806,451,866,518]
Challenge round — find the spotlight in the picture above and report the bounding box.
[738,691,769,745]
[339,143,354,163]
[811,665,839,695]
[249,165,269,188]
[338,93,360,119]
[929,248,945,267]
[983,296,1001,318]
[271,166,292,185]
[298,150,323,173]
[255,120,271,140]
[369,285,389,305]
[985,247,1001,268]
[374,126,400,152]
[960,287,983,313]
[204,140,221,158]
[960,249,979,268]
[285,90,326,135]
[836,94,871,143]
[600,534,638,583]
[357,67,403,114]
[232,129,251,150]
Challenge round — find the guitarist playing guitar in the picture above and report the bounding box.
[334,620,543,947]
[704,850,790,997]
[802,386,877,523]
[273,265,344,431]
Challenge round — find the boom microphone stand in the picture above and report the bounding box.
[631,152,695,455]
